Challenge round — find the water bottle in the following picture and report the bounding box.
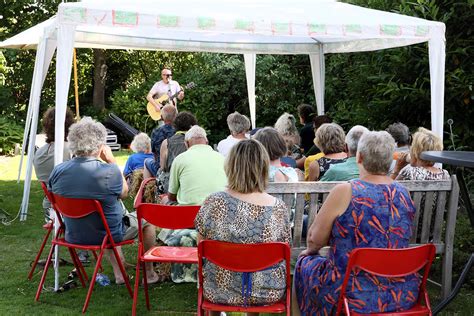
[95,273,110,286]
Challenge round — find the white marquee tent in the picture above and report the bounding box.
[1,0,446,222]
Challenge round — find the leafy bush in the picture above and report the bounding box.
[0,117,23,155]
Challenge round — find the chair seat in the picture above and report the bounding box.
[142,246,198,263]
[202,300,286,313]
[54,237,134,250]
[351,304,431,315]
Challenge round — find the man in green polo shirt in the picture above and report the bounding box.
[320,125,368,182]
[167,125,227,205]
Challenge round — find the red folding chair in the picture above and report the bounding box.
[28,182,54,280]
[35,192,134,313]
[197,240,291,315]
[132,178,201,316]
[336,244,436,316]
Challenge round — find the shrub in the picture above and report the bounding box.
[0,117,23,155]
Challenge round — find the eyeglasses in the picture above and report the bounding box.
[163,73,172,77]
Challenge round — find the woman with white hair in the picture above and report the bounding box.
[293,131,418,315]
[123,133,153,178]
[217,111,250,157]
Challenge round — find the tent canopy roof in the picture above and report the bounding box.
[1,0,445,54]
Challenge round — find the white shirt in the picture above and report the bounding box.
[149,80,181,100]
[217,135,244,157]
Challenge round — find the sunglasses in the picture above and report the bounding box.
[163,73,172,77]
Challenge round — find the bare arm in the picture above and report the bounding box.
[159,139,168,171]
[391,152,409,180]
[301,183,351,256]
[168,192,177,202]
[146,91,161,111]
[99,145,128,199]
[307,160,320,181]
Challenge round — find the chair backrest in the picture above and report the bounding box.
[134,177,200,229]
[198,240,291,273]
[50,193,102,219]
[49,192,119,246]
[136,203,200,229]
[337,244,436,315]
[40,182,53,202]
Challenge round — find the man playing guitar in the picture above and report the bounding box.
[146,68,185,112]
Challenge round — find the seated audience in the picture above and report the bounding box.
[293,131,418,315]
[159,125,227,283]
[165,125,227,205]
[254,127,301,182]
[304,115,332,179]
[274,112,304,168]
[386,122,411,172]
[48,117,159,284]
[33,107,75,222]
[217,111,250,157]
[307,123,348,181]
[297,104,316,155]
[195,139,291,311]
[144,105,177,178]
[393,127,449,180]
[123,132,153,179]
[155,111,197,194]
[320,125,368,181]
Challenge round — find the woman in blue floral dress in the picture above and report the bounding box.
[293,131,419,315]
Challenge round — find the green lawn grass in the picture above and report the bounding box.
[0,153,472,315]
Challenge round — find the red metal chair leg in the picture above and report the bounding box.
[35,244,55,301]
[142,261,150,311]
[67,248,87,288]
[81,249,104,313]
[28,225,52,280]
[132,259,141,316]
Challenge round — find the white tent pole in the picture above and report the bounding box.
[428,27,446,141]
[17,37,58,184]
[244,54,256,129]
[53,23,75,292]
[54,24,75,165]
[319,45,325,114]
[17,81,35,183]
[19,36,50,221]
[309,45,325,115]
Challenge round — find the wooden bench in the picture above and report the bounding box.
[267,175,460,299]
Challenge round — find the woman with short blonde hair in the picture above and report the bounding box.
[392,127,449,180]
[195,139,291,313]
[225,139,269,193]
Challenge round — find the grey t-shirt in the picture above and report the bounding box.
[33,142,71,209]
[48,157,124,245]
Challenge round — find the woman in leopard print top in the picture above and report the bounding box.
[195,139,291,311]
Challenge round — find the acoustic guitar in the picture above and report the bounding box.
[146,82,196,121]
